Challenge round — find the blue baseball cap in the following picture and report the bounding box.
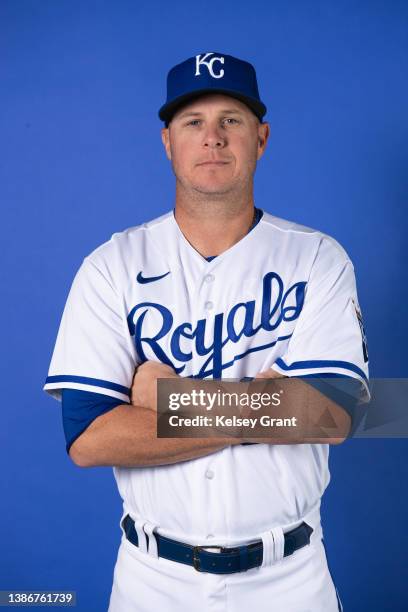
[159,52,267,125]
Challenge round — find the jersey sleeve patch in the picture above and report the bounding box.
[353,299,369,363]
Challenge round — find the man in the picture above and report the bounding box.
[44,52,369,611]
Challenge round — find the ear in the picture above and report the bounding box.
[257,122,270,160]
[161,127,172,160]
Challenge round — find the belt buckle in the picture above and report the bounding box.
[192,545,225,572]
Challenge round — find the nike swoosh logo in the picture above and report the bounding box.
[137,271,171,284]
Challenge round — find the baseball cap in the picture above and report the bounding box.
[159,52,267,125]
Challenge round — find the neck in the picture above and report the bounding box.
[174,183,256,258]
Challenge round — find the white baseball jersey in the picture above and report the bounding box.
[45,212,368,540]
[44,209,369,545]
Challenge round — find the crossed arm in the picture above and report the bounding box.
[69,361,352,468]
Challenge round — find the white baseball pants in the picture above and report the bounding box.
[108,515,343,612]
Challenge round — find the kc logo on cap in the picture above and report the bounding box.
[195,53,225,79]
[158,51,267,125]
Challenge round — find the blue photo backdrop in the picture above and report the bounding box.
[1,1,407,610]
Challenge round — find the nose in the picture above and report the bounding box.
[202,124,226,149]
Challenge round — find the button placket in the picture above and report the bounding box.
[202,270,215,312]
[189,263,212,374]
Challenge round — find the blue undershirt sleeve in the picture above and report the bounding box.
[62,388,129,455]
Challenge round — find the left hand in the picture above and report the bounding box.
[131,360,179,411]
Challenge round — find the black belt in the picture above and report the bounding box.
[121,514,313,574]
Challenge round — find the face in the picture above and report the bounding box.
[161,94,270,197]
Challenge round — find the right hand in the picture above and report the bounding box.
[131,360,179,411]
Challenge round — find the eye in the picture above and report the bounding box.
[222,117,240,126]
[186,119,202,126]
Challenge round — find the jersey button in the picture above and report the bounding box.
[204,301,214,310]
[205,469,215,480]
[204,274,215,283]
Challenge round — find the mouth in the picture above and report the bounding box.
[196,161,230,167]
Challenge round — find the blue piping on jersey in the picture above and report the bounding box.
[45,375,130,397]
[296,373,352,379]
[275,357,368,383]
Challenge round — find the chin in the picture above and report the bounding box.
[194,188,233,197]
[192,181,235,196]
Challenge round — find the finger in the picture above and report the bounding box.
[255,368,284,379]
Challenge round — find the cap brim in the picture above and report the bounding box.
[158,88,267,123]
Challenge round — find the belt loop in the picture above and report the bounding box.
[261,526,285,567]
[134,518,148,554]
[261,531,274,567]
[271,526,285,563]
[143,521,159,559]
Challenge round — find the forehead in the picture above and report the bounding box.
[173,93,253,118]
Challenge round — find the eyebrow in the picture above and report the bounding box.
[176,109,244,120]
